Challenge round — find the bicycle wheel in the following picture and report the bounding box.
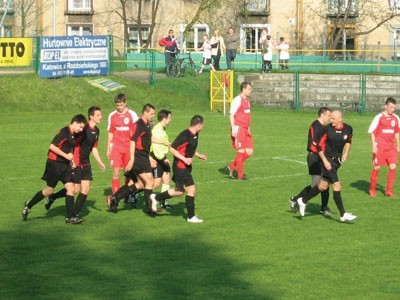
[167,61,181,77]
[187,59,200,76]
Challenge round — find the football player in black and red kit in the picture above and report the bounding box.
[150,115,207,223]
[289,107,332,215]
[108,104,158,216]
[293,110,357,222]
[45,107,106,221]
[22,114,87,224]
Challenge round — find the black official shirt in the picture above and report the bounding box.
[48,126,75,164]
[318,123,353,158]
[171,129,199,170]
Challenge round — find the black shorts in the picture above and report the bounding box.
[133,154,153,174]
[41,159,73,188]
[321,156,342,184]
[152,157,171,179]
[307,152,322,176]
[124,170,139,183]
[202,57,212,65]
[72,165,93,183]
[172,167,194,191]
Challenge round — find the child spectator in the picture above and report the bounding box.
[276,37,290,70]
[197,34,216,74]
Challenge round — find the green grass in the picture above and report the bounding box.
[1,74,400,299]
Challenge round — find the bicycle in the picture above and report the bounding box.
[166,52,201,77]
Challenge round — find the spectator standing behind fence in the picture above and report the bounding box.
[197,34,216,74]
[225,27,239,71]
[259,29,274,74]
[158,29,180,70]
[210,29,226,71]
[276,37,290,70]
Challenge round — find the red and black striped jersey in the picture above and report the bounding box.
[171,129,199,169]
[131,117,152,153]
[47,126,75,164]
[74,123,100,166]
[307,119,325,154]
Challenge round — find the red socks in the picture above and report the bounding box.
[369,169,379,192]
[111,178,121,194]
[386,168,396,194]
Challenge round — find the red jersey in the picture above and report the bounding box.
[368,113,400,147]
[230,95,251,128]
[107,109,138,147]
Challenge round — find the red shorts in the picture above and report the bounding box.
[231,127,253,150]
[109,143,131,168]
[372,145,398,166]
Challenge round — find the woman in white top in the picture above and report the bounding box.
[276,36,290,70]
[210,30,226,70]
[259,29,274,73]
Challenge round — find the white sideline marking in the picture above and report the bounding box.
[197,172,306,185]
[271,155,307,165]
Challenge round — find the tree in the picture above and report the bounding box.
[308,0,400,52]
[8,0,48,37]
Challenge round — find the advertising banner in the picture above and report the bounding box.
[0,38,32,67]
[39,36,109,78]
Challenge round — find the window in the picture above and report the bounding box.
[0,25,12,37]
[67,0,92,12]
[181,24,209,51]
[67,25,92,36]
[327,0,358,17]
[240,24,271,53]
[389,0,400,10]
[128,25,150,52]
[246,0,268,12]
[0,0,13,12]
[393,27,400,59]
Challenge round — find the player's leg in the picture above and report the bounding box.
[369,151,381,197]
[138,172,156,215]
[185,184,203,223]
[74,180,90,217]
[385,147,398,197]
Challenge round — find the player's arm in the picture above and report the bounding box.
[106,132,113,159]
[195,151,207,161]
[49,144,73,161]
[395,132,400,152]
[125,140,135,172]
[229,99,240,137]
[170,146,192,165]
[92,147,106,171]
[341,143,351,163]
[152,135,170,146]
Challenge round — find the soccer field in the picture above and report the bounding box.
[1,104,399,299]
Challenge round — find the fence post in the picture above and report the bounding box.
[109,35,113,75]
[377,41,381,72]
[360,73,366,114]
[294,72,300,110]
[34,37,40,73]
[149,50,155,87]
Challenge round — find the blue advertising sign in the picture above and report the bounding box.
[39,36,109,78]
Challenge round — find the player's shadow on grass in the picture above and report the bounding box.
[349,179,384,195]
[218,166,236,179]
[44,199,100,219]
[103,187,112,196]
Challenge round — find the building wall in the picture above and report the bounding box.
[3,0,400,55]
